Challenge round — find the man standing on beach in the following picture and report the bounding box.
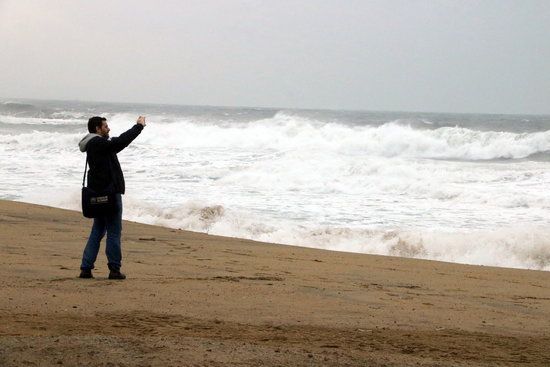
[78,116,146,280]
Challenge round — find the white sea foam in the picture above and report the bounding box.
[19,188,550,271]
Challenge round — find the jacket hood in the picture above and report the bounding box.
[79,133,101,152]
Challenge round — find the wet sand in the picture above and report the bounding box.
[0,199,549,366]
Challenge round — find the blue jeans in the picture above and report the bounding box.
[80,193,123,271]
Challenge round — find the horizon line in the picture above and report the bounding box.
[1,95,549,117]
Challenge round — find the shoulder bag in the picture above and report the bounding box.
[81,156,117,218]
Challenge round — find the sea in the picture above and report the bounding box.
[1,98,549,270]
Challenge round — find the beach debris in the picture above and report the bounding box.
[138,237,156,241]
[212,275,284,282]
[396,283,421,289]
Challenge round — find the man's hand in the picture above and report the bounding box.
[136,116,146,126]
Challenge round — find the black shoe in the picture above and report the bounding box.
[108,270,126,280]
[79,269,93,279]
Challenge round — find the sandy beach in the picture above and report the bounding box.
[0,199,549,366]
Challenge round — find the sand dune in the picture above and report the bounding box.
[0,200,549,366]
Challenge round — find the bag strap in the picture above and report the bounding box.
[82,153,115,189]
[82,155,88,188]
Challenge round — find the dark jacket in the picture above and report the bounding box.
[79,124,144,194]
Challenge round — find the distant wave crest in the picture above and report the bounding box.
[2,111,550,161]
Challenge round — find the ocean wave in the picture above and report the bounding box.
[2,112,550,161]
[0,114,85,125]
[0,130,82,151]
[523,150,550,162]
[0,101,93,121]
[7,111,546,161]
[116,111,550,160]
[0,101,36,110]
[0,101,54,119]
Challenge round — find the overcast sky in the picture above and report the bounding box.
[1,0,549,114]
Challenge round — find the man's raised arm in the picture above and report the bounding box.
[91,116,146,154]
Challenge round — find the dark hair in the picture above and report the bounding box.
[88,116,106,133]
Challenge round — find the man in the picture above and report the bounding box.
[78,116,146,280]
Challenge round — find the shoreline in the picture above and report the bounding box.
[10,198,548,273]
[1,199,549,366]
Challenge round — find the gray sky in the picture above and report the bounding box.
[1,0,549,114]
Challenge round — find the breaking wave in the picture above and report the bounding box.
[2,111,550,161]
